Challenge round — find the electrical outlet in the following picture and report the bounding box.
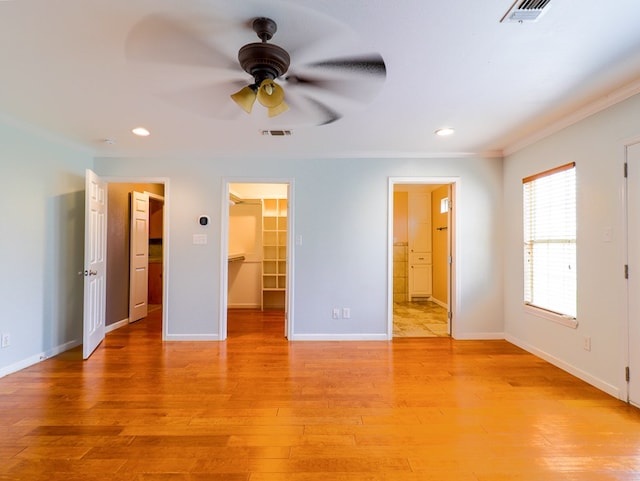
[332,308,340,319]
[1,333,10,348]
[342,308,351,319]
[583,336,591,351]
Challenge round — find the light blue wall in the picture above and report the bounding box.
[94,154,505,341]
[2,90,638,406]
[0,117,93,376]
[0,117,505,374]
[503,93,640,399]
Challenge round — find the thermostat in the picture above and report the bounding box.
[198,215,210,227]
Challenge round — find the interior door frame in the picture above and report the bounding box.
[387,177,460,339]
[219,178,295,340]
[104,176,170,340]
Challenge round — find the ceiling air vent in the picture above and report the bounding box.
[500,0,552,23]
[260,130,293,136]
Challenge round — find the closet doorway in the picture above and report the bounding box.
[219,180,294,340]
[388,178,458,338]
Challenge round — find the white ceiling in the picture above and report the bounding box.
[1,0,639,159]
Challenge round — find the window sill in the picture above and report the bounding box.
[524,304,578,329]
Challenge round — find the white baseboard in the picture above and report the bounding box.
[289,333,389,341]
[227,303,261,309]
[453,331,504,340]
[164,334,219,341]
[506,334,622,400]
[430,297,448,309]
[0,338,81,378]
[106,318,129,333]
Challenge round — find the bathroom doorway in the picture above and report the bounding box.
[388,178,458,338]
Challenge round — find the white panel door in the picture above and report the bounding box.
[83,169,107,359]
[129,191,149,323]
[628,142,640,405]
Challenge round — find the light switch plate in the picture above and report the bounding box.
[193,234,207,245]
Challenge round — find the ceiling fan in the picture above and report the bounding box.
[126,6,387,126]
[230,17,291,117]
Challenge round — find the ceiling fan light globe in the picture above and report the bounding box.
[268,101,289,118]
[230,86,257,113]
[257,80,285,109]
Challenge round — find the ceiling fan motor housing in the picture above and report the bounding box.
[238,18,290,83]
[238,43,290,81]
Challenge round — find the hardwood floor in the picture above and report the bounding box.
[2,308,640,480]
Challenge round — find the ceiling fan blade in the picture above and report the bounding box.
[285,74,384,104]
[158,80,249,120]
[126,14,236,69]
[305,96,343,126]
[285,92,342,126]
[304,54,386,76]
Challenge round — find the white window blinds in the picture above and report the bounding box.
[523,162,576,319]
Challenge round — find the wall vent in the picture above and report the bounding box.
[500,0,552,23]
[261,129,293,136]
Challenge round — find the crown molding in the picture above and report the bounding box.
[503,78,640,157]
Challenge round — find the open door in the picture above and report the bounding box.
[129,191,149,322]
[388,177,458,339]
[627,141,640,406]
[83,169,107,359]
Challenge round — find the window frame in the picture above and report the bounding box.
[522,162,578,328]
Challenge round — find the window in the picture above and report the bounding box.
[523,162,576,322]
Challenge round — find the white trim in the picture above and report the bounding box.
[106,318,129,333]
[227,303,261,309]
[452,332,504,340]
[289,333,389,341]
[506,334,623,400]
[388,177,461,340]
[523,305,578,329]
[145,192,165,202]
[100,150,504,161]
[430,297,449,310]
[0,339,81,378]
[101,175,170,342]
[164,334,219,341]
[220,177,295,341]
[504,78,640,156]
[219,182,230,341]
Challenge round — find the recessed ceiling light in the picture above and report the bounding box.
[435,127,455,136]
[132,127,150,137]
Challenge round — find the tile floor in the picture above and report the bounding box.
[393,300,449,337]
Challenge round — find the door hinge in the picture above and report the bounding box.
[448,256,453,264]
[624,162,628,178]
[626,366,630,382]
[625,265,629,279]
[447,311,452,320]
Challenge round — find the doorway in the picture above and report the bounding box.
[388,178,458,338]
[105,180,168,336]
[219,180,294,340]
